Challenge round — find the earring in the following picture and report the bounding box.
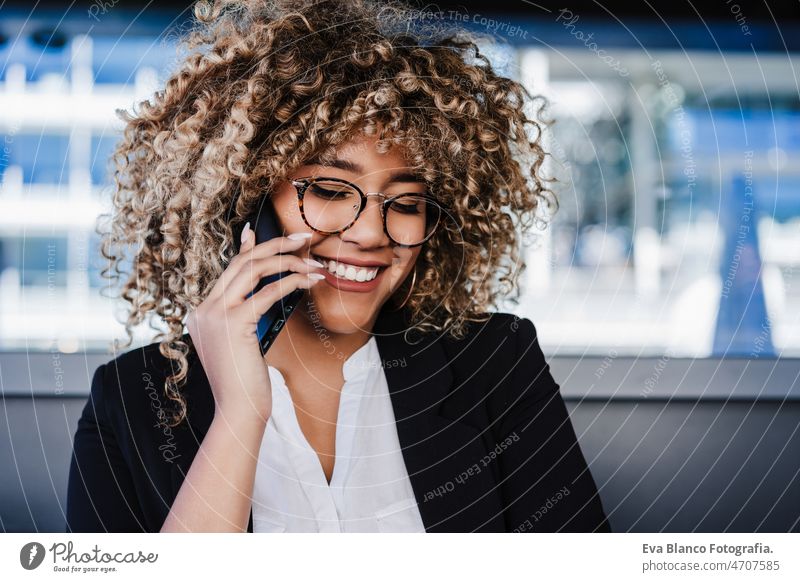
[393,267,418,311]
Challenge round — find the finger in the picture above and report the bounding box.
[210,229,311,301]
[221,232,312,287]
[225,255,324,302]
[236,272,324,323]
[240,221,256,253]
[239,232,313,265]
[206,222,258,301]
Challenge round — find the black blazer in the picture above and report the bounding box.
[66,305,611,533]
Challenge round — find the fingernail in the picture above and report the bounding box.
[240,221,251,244]
[307,273,326,280]
[288,232,313,240]
[303,258,325,268]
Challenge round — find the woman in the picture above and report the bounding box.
[66,0,611,533]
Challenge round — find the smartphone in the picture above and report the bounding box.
[234,196,306,355]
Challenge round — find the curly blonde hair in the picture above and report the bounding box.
[100,0,557,427]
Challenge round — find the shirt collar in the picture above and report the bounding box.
[342,335,379,386]
[265,335,379,395]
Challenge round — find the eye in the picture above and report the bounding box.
[388,196,425,215]
[312,186,343,199]
[307,181,358,200]
[392,203,421,215]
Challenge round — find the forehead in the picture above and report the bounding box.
[313,132,412,171]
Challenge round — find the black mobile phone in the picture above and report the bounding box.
[234,196,306,355]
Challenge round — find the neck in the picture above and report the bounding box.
[264,297,374,383]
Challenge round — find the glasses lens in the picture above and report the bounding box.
[302,179,361,233]
[386,195,441,246]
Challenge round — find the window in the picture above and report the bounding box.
[1,236,68,287]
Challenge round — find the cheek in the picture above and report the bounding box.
[383,247,419,291]
[270,190,305,231]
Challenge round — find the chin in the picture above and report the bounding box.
[301,290,383,335]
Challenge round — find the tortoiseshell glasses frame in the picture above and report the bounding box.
[290,176,447,247]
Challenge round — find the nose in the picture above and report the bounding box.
[339,194,388,247]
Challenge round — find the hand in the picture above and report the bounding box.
[186,224,324,422]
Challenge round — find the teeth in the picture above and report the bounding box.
[316,256,380,282]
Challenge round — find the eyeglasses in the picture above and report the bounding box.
[290,176,446,247]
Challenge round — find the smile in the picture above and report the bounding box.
[312,255,385,282]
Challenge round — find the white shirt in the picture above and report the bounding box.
[251,336,426,532]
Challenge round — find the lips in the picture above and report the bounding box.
[311,253,390,268]
[304,253,388,293]
[312,254,391,280]
[320,266,385,292]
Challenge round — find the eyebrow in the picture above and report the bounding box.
[307,156,427,184]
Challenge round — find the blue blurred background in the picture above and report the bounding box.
[0,0,798,533]
[0,1,798,357]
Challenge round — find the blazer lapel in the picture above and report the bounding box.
[372,306,506,532]
[171,305,505,533]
